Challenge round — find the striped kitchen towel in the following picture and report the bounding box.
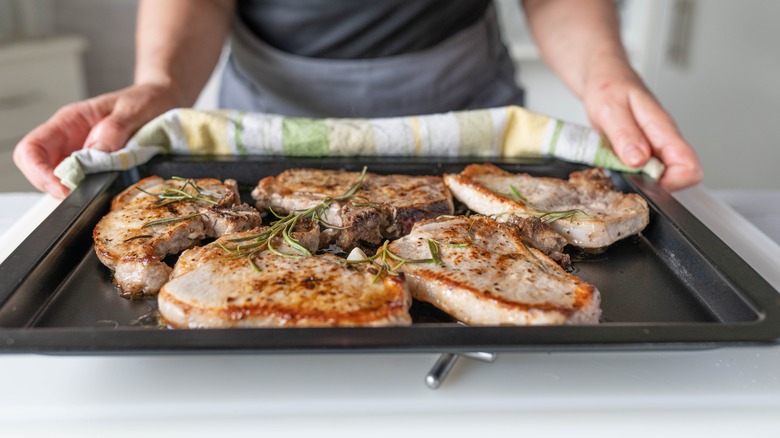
[54,106,664,189]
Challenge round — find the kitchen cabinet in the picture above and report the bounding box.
[0,35,87,191]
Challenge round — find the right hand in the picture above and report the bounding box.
[580,55,703,191]
[13,83,181,198]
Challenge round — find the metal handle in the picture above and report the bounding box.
[424,351,498,389]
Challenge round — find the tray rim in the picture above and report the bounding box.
[1,155,779,354]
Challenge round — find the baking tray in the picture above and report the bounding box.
[1,155,779,354]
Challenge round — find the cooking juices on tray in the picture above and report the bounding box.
[92,166,649,328]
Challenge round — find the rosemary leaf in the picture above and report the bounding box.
[317,217,349,230]
[135,185,156,197]
[343,255,378,264]
[267,236,304,259]
[371,269,383,284]
[282,218,312,257]
[123,234,153,242]
[267,205,287,220]
[350,195,383,209]
[376,241,436,265]
[391,259,407,271]
[161,187,193,198]
[333,166,368,201]
[429,238,470,248]
[509,184,526,202]
[427,239,442,265]
[227,230,272,243]
[142,213,203,228]
[217,241,236,255]
[248,257,261,273]
[538,209,588,224]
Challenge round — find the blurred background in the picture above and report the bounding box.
[0,0,778,192]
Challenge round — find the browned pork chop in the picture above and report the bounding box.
[251,168,454,250]
[443,164,649,249]
[94,176,262,298]
[158,226,412,328]
[387,215,601,325]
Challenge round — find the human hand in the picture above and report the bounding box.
[13,83,180,198]
[581,55,703,191]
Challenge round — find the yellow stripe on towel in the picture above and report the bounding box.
[409,116,423,157]
[501,106,549,157]
[179,109,231,154]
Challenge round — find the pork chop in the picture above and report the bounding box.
[443,163,649,249]
[386,215,601,325]
[251,168,454,250]
[158,225,412,328]
[94,176,262,298]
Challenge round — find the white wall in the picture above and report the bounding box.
[52,0,136,96]
[498,0,780,189]
[650,0,780,189]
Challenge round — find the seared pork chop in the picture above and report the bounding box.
[159,224,412,328]
[386,215,601,325]
[94,176,262,298]
[443,164,649,249]
[251,168,453,250]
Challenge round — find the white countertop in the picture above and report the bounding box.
[1,187,779,437]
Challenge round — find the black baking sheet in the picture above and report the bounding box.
[1,156,779,353]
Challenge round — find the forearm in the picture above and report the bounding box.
[521,0,633,98]
[135,0,236,106]
[522,0,702,190]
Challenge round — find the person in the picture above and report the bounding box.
[13,0,702,199]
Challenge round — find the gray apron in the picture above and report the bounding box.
[220,3,523,117]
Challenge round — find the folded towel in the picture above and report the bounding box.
[54,106,663,189]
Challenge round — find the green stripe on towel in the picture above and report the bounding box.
[282,118,329,156]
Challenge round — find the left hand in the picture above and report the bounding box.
[581,54,703,191]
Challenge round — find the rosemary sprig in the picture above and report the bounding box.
[136,177,220,206]
[494,184,592,224]
[345,239,442,283]
[134,177,225,228]
[537,209,589,224]
[220,211,310,267]
[220,166,369,270]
